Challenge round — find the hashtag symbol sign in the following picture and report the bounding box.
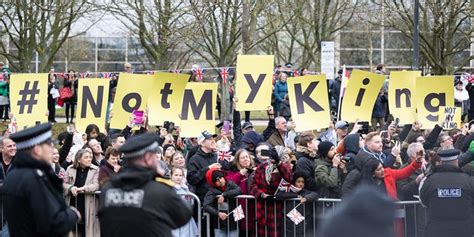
[17,81,40,114]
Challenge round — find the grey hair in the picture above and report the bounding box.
[407,142,423,158]
[275,116,286,125]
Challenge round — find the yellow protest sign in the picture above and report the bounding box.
[76,79,110,133]
[439,106,461,130]
[10,73,48,130]
[416,76,454,127]
[287,74,331,132]
[388,71,421,125]
[341,70,385,122]
[179,82,217,138]
[235,55,274,111]
[110,73,155,129]
[148,72,189,126]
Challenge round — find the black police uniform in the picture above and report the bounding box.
[98,133,192,237]
[2,123,79,237]
[419,149,474,237]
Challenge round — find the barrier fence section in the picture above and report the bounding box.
[0,190,426,237]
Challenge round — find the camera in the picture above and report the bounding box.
[359,122,370,135]
[260,149,271,157]
[164,121,175,133]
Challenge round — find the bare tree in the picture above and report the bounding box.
[376,0,473,74]
[0,0,94,72]
[107,0,194,69]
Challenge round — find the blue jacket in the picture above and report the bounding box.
[273,80,288,102]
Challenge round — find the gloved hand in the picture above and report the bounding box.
[270,149,280,163]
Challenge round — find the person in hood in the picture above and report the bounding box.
[295,131,320,192]
[99,133,192,237]
[203,169,241,237]
[336,133,363,172]
[240,130,263,155]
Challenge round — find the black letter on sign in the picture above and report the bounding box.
[160,83,173,109]
[122,93,142,113]
[244,74,266,103]
[81,86,104,118]
[424,93,446,121]
[181,89,213,120]
[294,82,323,114]
[395,89,411,108]
[355,78,370,106]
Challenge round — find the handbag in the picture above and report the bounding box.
[59,86,73,100]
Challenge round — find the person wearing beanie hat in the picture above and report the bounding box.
[275,171,319,236]
[419,148,474,237]
[317,185,396,237]
[3,124,82,237]
[203,168,241,236]
[314,141,347,198]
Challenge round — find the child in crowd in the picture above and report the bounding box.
[203,169,241,237]
[276,171,319,236]
[171,167,199,237]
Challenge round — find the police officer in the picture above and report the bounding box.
[419,148,474,237]
[2,123,80,237]
[98,133,192,237]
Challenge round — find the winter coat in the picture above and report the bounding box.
[172,184,199,237]
[63,165,100,237]
[341,133,361,172]
[372,94,388,118]
[267,130,286,147]
[341,154,374,198]
[273,80,288,112]
[357,146,396,168]
[381,160,421,200]
[314,158,345,198]
[275,188,319,236]
[203,169,241,231]
[225,167,256,233]
[232,110,275,154]
[250,162,293,237]
[186,148,227,201]
[279,99,291,120]
[295,146,319,192]
[98,161,118,188]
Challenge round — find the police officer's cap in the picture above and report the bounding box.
[120,133,160,159]
[437,148,461,162]
[10,123,52,151]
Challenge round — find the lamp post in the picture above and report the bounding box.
[413,0,420,70]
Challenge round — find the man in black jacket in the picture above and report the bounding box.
[2,123,80,237]
[419,149,474,237]
[99,133,192,237]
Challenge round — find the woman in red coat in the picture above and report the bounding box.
[360,156,422,237]
[225,149,256,235]
[250,146,293,237]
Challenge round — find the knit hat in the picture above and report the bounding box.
[318,141,335,158]
[212,170,225,183]
[317,185,396,237]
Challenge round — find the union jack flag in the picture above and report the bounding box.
[220,67,229,85]
[293,70,300,77]
[232,205,245,222]
[287,208,305,225]
[194,68,203,81]
[102,72,111,79]
[218,151,233,162]
[275,179,301,194]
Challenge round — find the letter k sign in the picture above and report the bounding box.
[294,82,323,114]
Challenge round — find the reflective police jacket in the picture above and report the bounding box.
[1,152,78,237]
[98,165,192,237]
[419,164,474,237]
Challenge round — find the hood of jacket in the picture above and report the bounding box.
[109,165,157,191]
[241,131,262,148]
[295,145,317,159]
[344,133,361,154]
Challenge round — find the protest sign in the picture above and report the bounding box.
[235,55,274,111]
[10,74,48,130]
[388,71,421,125]
[341,70,385,122]
[416,76,454,127]
[76,79,109,132]
[287,74,331,131]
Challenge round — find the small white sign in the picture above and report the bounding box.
[321,41,335,80]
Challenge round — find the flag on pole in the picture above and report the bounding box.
[194,68,203,81]
[287,208,305,225]
[275,179,301,195]
[232,205,245,222]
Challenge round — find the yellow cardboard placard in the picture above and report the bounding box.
[76,79,110,133]
[388,71,421,125]
[439,106,462,130]
[287,74,331,132]
[110,73,155,129]
[179,82,217,138]
[9,73,48,130]
[341,70,385,122]
[148,73,189,126]
[235,55,274,111]
[416,76,454,128]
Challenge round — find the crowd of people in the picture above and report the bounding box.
[0,62,473,237]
